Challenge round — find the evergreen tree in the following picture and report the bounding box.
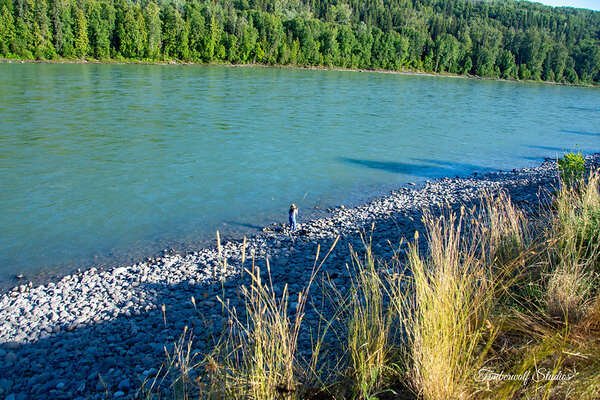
[50,0,74,57]
[72,2,89,57]
[87,0,115,59]
[1,0,598,84]
[0,3,16,56]
[32,0,55,58]
[144,1,161,59]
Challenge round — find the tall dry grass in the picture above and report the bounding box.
[147,164,600,400]
[546,171,600,322]
[493,169,600,400]
[554,171,600,268]
[203,238,339,400]
[402,213,494,400]
[392,192,527,400]
[345,239,396,399]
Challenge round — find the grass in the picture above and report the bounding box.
[345,238,396,399]
[146,161,599,400]
[553,171,600,271]
[389,191,528,400]
[402,212,495,400]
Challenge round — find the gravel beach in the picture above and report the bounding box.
[1,154,599,399]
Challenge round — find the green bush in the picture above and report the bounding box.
[557,152,585,187]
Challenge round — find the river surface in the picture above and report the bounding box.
[1,63,598,284]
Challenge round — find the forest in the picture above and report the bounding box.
[0,0,599,83]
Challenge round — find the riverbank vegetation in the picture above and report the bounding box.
[148,154,600,399]
[1,0,599,84]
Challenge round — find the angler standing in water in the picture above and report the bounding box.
[289,203,298,231]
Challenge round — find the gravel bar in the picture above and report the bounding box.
[1,154,598,399]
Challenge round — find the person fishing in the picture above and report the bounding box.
[289,203,299,231]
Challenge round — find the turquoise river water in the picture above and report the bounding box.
[1,63,598,283]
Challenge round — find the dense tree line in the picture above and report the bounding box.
[0,0,598,83]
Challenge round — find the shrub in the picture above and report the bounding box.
[557,152,585,187]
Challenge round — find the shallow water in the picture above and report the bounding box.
[1,63,598,282]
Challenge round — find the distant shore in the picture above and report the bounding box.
[2,57,598,88]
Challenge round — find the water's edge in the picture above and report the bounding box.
[3,154,596,295]
[4,63,599,283]
[1,155,598,399]
[2,58,599,89]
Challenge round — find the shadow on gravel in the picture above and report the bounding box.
[0,276,266,399]
[340,157,489,178]
[0,217,426,399]
[0,173,557,400]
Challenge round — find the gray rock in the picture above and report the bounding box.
[0,378,12,392]
[117,378,130,391]
[4,352,17,364]
[87,371,98,381]
[95,381,106,392]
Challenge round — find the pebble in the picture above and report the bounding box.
[5,352,17,364]
[0,378,12,392]
[117,379,130,391]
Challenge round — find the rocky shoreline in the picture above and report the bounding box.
[1,154,599,399]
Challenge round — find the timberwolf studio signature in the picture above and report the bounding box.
[476,367,577,384]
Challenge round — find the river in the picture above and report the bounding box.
[0,63,598,283]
